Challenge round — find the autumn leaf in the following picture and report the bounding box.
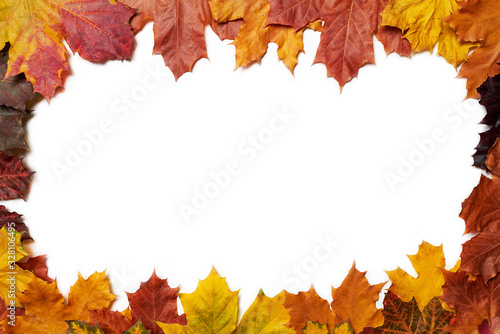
[266,0,382,88]
[0,0,135,100]
[0,44,35,111]
[17,255,54,283]
[381,0,476,68]
[88,308,133,334]
[302,321,330,334]
[441,269,500,334]
[284,287,336,333]
[378,292,421,333]
[486,139,500,178]
[0,106,28,152]
[473,74,500,170]
[386,242,448,310]
[460,221,500,283]
[66,320,105,334]
[444,0,500,99]
[118,0,217,80]
[460,175,500,234]
[126,271,186,334]
[157,267,238,334]
[0,298,24,334]
[124,321,152,334]
[375,0,411,57]
[378,292,453,333]
[210,0,317,73]
[478,317,500,334]
[0,151,33,200]
[0,227,34,307]
[234,290,294,334]
[8,276,69,333]
[0,205,31,241]
[66,271,116,322]
[11,272,115,333]
[331,263,385,333]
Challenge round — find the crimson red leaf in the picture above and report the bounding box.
[126,271,186,334]
[478,317,500,334]
[61,0,136,62]
[267,0,385,88]
[0,151,34,200]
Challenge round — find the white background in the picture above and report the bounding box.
[7,23,484,313]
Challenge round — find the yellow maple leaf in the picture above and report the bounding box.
[7,271,115,333]
[209,0,316,73]
[157,267,239,334]
[67,271,116,322]
[386,241,446,310]
[0,227,34,306]
[381,0,477,67]
[235,290,295,334]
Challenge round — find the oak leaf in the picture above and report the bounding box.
[156,267,238,334]
[0,205,31,241]
[235,290,294,334]
[284,286,336,333]
[66,320,105,334]
[444,0,500,99]
[123,321,151,334]
[0,45,35,111]
[266,0,381,88]
[460,175,500,234]
[460,221,500,282]
[0,151,33,200]
[0,106,28,152]
[126,271,186,334]
[381,0,476,68]
[0,227,33,307]
[10,272,115,333]
[378,292,453,333]
[210,0,316,73]
[473,74,500,170]
[0,0,135,100]
[441,269,500,334]
[386,242,448,310]
[17,255,54,283]
[331,263,385,333]
[88,308,133,334]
